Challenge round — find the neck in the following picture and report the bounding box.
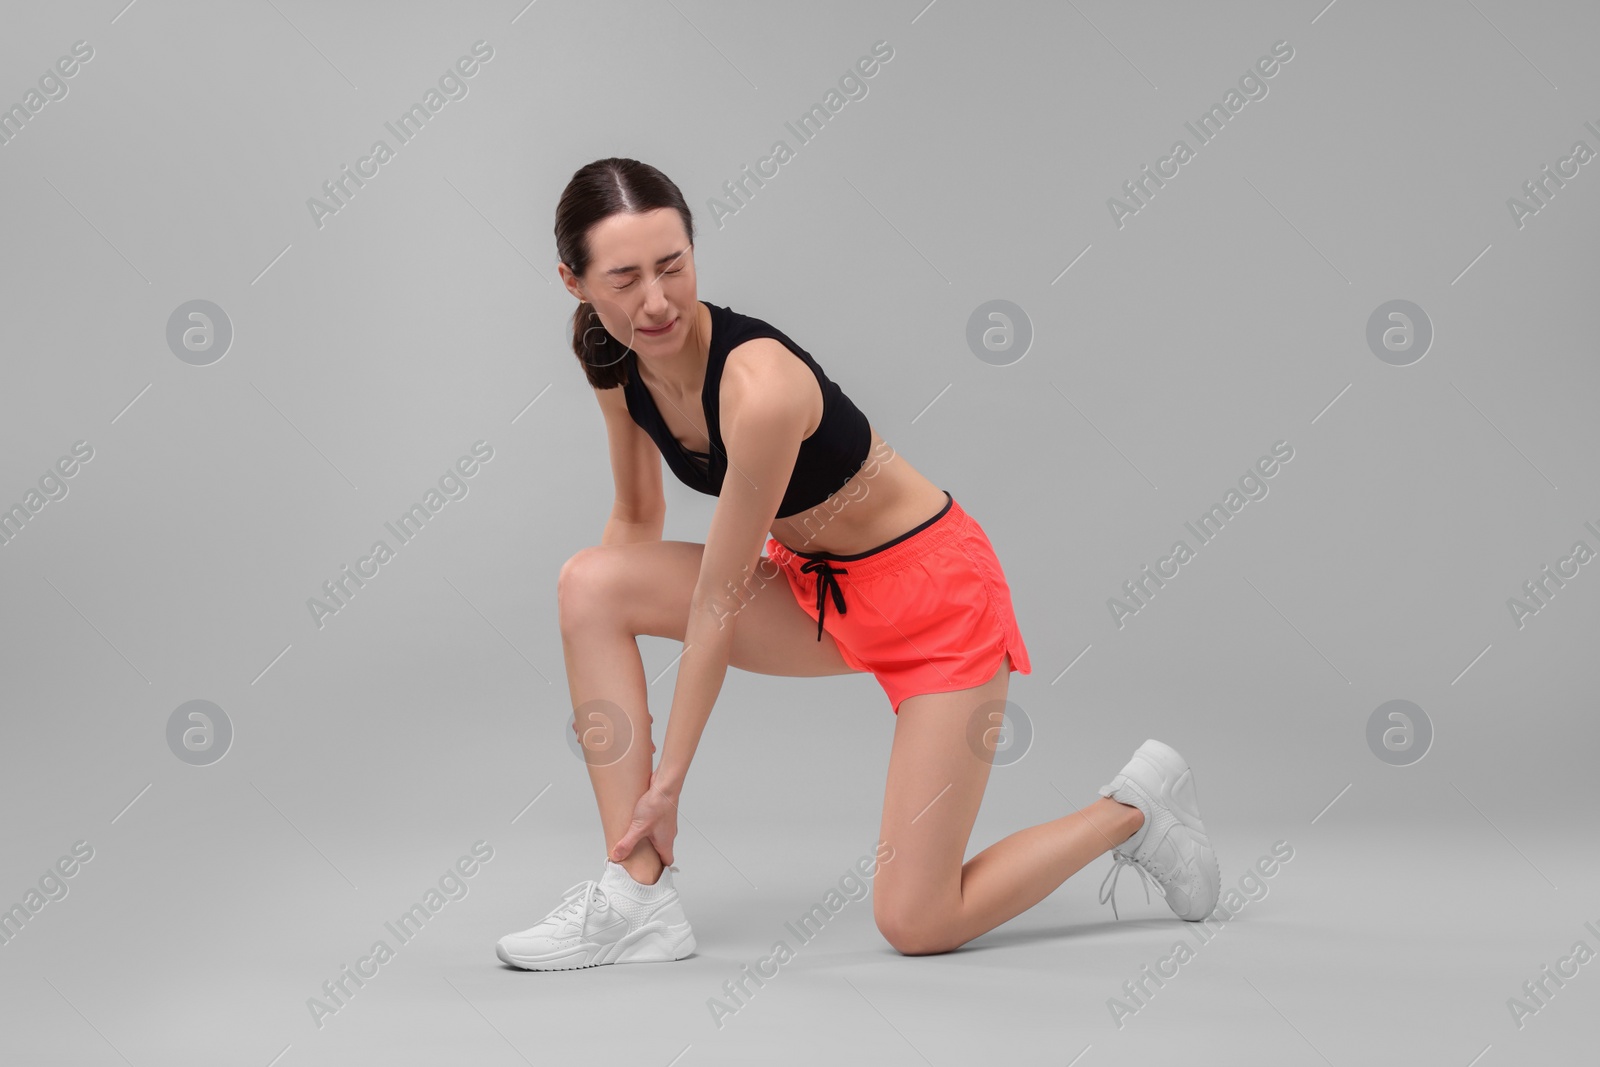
[633,301,709,395]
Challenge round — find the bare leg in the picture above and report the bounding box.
[874,657,1146,955]
[942,796,1143,949]
[557,540,862,888]
[558,570,666,887]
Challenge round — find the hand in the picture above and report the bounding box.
[609,776,679,865]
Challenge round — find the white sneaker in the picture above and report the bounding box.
[1095,739,1221,922]
[495,860,697,971]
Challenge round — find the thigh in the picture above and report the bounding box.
[873,656,1011,920]
[564,539,865,679]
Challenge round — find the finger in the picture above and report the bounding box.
[610,831,634,861]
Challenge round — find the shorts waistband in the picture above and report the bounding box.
[768,490,968,582]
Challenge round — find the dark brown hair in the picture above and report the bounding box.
[554,158,696,389]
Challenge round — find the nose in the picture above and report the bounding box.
[640,281,671,318]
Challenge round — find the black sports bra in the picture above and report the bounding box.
[621,301,873,519]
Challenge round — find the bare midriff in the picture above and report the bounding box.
[767,425,948,557]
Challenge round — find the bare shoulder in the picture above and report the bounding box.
[592,378,639,428]
[592,378,628,410]
[720,337,819,423]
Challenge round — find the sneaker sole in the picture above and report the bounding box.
[497,920,696,971]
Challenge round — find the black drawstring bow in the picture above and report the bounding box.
[799,559,849,642]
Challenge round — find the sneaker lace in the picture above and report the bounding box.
[1098,850,1169,921]
[542,879,607,931]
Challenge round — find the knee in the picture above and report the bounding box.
[557,546,625,634]
[873,899,953,957]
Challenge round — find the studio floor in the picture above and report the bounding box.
[5,817,1589,1066]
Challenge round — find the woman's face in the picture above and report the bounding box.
[566,208,696,361]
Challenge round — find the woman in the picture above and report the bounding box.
[495,158,1221,970]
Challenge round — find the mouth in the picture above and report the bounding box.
[636,318,676,337]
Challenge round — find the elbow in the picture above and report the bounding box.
[625,502,668,529]
[690,588,743,635]
[604,503,665,546]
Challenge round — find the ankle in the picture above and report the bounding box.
[1106,797,1144,844]
[621,856,664,886]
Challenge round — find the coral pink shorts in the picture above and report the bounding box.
[764,490,1032,714]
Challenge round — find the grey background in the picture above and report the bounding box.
[2,0,1596,1063]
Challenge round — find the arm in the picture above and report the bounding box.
[651,340,812,798]
[602,510,664,547]
[593,383,667,546]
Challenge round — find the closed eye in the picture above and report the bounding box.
[614,268,684,294]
